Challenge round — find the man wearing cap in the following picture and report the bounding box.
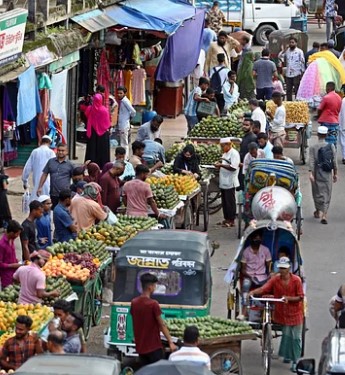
[317,81,342,147]
[309,125,337,224]
[13,250,60,305]
[215,137,240,227]
[249,257,304,372]
[22,135,56,201]
[36,195,52,249]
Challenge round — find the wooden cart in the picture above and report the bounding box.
[199,333,257,375]
[284,123,309,165]
[174,187,202,230]
[70,257,112,339]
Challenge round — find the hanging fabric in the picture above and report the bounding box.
[97,50,111,107]
[131,67,147,106]
[50,69,68,140]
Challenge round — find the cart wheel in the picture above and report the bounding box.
[81,290,93,340]
[208,192,222,215]
[295,206,303,241]
[237,203,243,239]
[181,202,193,230]
[210,349,243,375]
[263,324,272,375]
[301,317,307,357]
[300,129,307,165]
[92,275,103,326]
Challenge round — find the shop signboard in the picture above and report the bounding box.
[0,9,28,67]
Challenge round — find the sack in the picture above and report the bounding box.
[210,66,225,94]
[317,144,334,172]
[106,210,118,225]
[22,190,31,213]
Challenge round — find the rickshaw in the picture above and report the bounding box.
[105,230,212,361]
[225,220,307,374]
[238,159,303,240]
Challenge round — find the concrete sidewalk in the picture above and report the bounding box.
[4,115,188,196]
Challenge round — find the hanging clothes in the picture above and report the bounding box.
[17,66,42,126]
[123,69,133,102]
[36,89,50,142]
[97,50,111,107]
[133,43,142,66]
[50,70,68,140]
[113,69,124,93]
[2,87,17,163]
[131,68,147,106]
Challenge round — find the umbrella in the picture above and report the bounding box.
[135,360,214,375]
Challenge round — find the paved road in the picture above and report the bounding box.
[7,22,341,374]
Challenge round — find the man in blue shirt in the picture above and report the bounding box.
[36,195,52,249]
[142,138,166,167]
[201,19,217,53]
[53,189,77,243]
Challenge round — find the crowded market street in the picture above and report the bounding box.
[2,25,344,375]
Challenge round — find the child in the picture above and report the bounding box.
[273,246,291,273]
[272,76,286,97]
[36,195,53,249]
[0,220,23,288]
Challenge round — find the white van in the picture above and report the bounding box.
[195,0,301,45]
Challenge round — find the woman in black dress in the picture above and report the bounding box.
[0,174,11,229]
[84,93,111,170]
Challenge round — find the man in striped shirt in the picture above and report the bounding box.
[169,326,211,369]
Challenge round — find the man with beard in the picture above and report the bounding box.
[279,37,305,101]
[136,115,164,142]
[205,31,240,75]
[257,133,273,159]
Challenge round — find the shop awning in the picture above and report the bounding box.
[71,9,117,33]
[105,0,197,34]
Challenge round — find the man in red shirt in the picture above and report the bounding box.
[130,273,177,365]
[318,81,342,147]
[249,257,304,372]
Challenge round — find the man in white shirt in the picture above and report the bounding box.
[136,115,163,142]
[279,37,305,101]
[250,99,266,133]
[117,86,136,157]
[215,137,240,227]
[169,326,210,369]
[267,92,286,148]
[223,71,239,111]
[257,133,274,159]
[22,135,56,201]
[243,142,266,175]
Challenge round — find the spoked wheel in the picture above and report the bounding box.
[301,317,307,357]
[295,206,303,241]
[299,129,308,165]
[237,203,243,239]
[92,275,103,326]
[207,191,222,215]
[263,324,273,375]
[210,349,243,375]
[81,290,93,340]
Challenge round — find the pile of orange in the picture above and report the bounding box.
[42,257,90,282]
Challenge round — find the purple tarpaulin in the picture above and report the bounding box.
[155,9,205,82]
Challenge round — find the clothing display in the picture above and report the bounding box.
[131,68,146,105]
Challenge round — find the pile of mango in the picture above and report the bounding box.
[146,175,199,195]
[42,258,90,283]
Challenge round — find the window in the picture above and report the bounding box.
[137,269,182,297]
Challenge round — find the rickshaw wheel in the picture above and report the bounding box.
[210,349,243,375]
[237,203,243,239]
[92,275,103,326]
[81,290,93,340]
[263,324,272,375]
[295,207,303,241]
[207,192,222,215]
[301,317,307,357]
[299,128,307,165]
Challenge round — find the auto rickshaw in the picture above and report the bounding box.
[104,230,212,360]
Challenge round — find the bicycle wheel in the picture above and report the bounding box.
[237,203,243,239]
[263,324,272,375]
[210,349,243,375]
[295,206,302,241]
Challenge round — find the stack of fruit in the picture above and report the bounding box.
[46,239,108,263]
[266,100,309,124]
[196,144,222,164]
[78,222,137,248]
[165,143,185,162]
[63,253,99,279]
[0,284,20,302]
[44,276,74,306]
[0,301,53,333]
[165,316,254,339]
[150,182,180,209]
[42,258,90,283]
[116,215,158,230]
[147,175,199,195]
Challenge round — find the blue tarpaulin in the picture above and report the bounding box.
[155,9,205,82]
[105,0,197,34]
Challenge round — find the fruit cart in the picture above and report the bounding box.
[70,257,112,339]
[174,187,202,230]
[104,230,213,361]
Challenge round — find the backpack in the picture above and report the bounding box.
[317,144,334,172]
[210,66,225,94]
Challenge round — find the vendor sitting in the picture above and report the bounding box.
[240,232,272,317]
[129,141,163,173]
[173,144,200,179]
